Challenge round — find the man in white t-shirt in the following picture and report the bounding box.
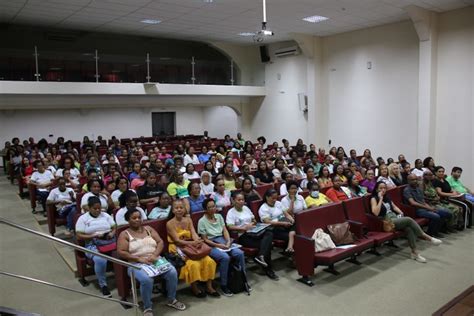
[30,161,55,214]
[46,177,77,236]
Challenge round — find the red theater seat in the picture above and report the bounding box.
[342,197,401,251]
[46,204,67,236]
[294,203,374,286]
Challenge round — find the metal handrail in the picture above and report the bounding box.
[0,217,138,269]
[0,216,141,315]
[1,271,136,307]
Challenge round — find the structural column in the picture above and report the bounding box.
[407,5,439,158]
[291,33,327,148]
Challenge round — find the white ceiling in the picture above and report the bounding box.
[0,0,472,44]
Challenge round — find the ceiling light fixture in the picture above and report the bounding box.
[140,19,161,24]
[302,15,329,23]
[253,0,274,42]
[238,32,255,36]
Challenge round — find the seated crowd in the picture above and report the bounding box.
[1,133,473,315]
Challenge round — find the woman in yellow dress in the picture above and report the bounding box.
[166,199,218,298]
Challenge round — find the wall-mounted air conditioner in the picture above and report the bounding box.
[274,46,300,58]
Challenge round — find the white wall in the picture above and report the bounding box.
[203,106,240,138]
[323,21,420,161]
[0,106,205,145]
[245,42,310,146]
[435,7,474,188]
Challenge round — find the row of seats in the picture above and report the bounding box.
[74,184,427,299]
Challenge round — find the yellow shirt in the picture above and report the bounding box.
[305,194,331,208]
[224,178,236,191]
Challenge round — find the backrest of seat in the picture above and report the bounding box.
[148,219,170,251]
[387,185,405,205]
[76,192,84,211]
[255,183,273,198]
[363,195,373,214]
[342,197,368,226]
[195,164,204,173]
[221,205,232,219]
[190,211,205,231]
[274,181,283,193]
[295,203,346,237]
[146,202,157,214]
[249,200,264,222]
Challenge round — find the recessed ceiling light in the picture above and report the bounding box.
[302,15,329,23]
[238,32,255,36]
[203,0,213,3]
[140,19,161,24]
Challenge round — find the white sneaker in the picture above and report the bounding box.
[411,253,427,263]
[430,237,442,246]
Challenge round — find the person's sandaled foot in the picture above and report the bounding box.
[206,290,221,298]
[192,290,206,298]
[166,299,186,311]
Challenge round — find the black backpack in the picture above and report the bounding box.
[227,263,250,295]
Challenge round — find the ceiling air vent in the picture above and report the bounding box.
[45,31,83,42]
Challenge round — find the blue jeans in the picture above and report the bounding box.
[209,236,246,287]
[36,190,49,210]
[465,194,474,203]
[416,208,452,235]
[59,204,76,230]
[85,244,107,288]
[128,265,178,310]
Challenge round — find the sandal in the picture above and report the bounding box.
[284,248,294,255]
[192,290,206,298]
[206,290,221,298]
[166,299,187,311]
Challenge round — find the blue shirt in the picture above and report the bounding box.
[187,195,206,213]
[198,153,211,163]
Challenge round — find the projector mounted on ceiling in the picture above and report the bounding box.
[253,0,274,43]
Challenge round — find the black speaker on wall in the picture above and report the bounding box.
[259,45,270,63]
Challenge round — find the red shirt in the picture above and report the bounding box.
[326,187,349,202]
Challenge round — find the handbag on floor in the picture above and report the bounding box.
[327,222,355,245]
[311,228,336,252]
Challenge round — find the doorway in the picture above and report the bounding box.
[151,112,176,136]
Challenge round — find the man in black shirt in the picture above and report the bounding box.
[137,172,165,205]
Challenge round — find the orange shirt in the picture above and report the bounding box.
[326,187,349,202]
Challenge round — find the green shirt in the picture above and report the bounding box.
[167,180,190,198]
[446,176,467,194]
[198,214,225,239]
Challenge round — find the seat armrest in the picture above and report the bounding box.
[366,214,384,232]
[347,220,364,239]
[47,205,57,235]
[294,234,315,277]
[28,183,37,209]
